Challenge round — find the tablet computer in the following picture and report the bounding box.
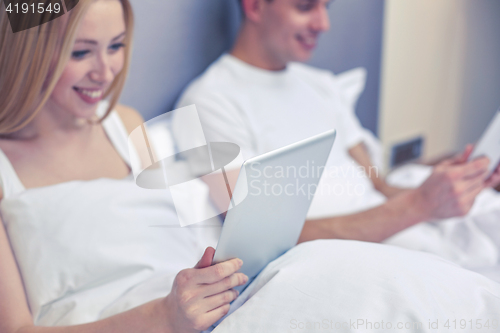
[469,108,500,176]
[212,129,336,288]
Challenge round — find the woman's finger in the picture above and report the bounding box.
[202,289,239,313]
[198,303,232,331]
[195,259,243,284]
[200,273,248,297]
[195,247,216,269]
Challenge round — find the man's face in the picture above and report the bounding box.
[257,0,331,66]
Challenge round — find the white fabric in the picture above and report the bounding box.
[385,164,500,280]
[335,68,384,172]
[174,54,387,218]
[0,103,220,325]
[212,240,500,333]
[0,147,25,198]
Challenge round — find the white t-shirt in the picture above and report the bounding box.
[173,54,386,217]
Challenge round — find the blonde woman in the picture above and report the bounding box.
[1,1,500,333]
[0,1,247,332]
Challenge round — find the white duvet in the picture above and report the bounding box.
[385,164,500,282]
[211,240,500,333]
[207,161,500,332]
[206,163,500,332]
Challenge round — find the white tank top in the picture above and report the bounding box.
[0,103,215,325]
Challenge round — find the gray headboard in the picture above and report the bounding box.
[120,0,385,135]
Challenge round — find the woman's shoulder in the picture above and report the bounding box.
[114,104,145,135]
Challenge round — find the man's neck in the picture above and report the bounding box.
[230,24,287,71]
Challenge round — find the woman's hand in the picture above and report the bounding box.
[163,247,248,333]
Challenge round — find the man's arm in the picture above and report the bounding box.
[202,148,491,243]
[348,142,407,198]
[298,189,425,243]
[299,156,491,243]
[350,141,500,197]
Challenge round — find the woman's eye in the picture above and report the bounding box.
[109,43,125,52]
[71,50,90,60]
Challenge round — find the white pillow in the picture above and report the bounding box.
[334,67,385,173]
[335,67,367,110]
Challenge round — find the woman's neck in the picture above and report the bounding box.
[7,102,97,142]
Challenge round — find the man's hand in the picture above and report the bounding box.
[461,144,500,189]
[164,247,248,333]
[414,146,490,220]
[485,162,500,189]
[376,182,409,198]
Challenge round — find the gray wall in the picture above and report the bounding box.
[120,0,241,121]
[457,0,500,147]
[121,0,385,135]
[309,0,385,135]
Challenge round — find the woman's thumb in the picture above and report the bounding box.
[194,247,215,269]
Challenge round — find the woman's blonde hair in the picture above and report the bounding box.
[0,0,134,134]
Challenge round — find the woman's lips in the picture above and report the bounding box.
[73,87,104,104]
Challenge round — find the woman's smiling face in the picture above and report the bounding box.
[47,0,126,119]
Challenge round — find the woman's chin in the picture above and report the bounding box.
[71,104,101,121]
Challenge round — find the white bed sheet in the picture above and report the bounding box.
[385,164,500,283]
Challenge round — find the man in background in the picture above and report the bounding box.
[173,0,500,269]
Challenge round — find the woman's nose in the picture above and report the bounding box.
[89,55,114,85]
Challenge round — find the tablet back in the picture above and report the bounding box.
[213,129,336,281]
